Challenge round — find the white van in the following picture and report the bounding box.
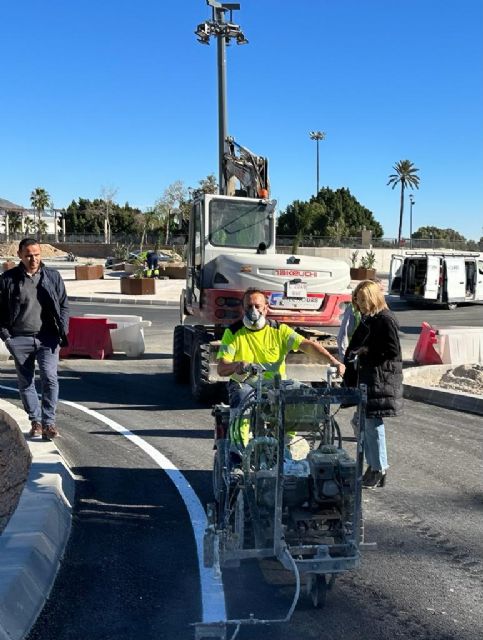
[389,251,483,309]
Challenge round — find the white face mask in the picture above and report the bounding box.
[243,305,266,331]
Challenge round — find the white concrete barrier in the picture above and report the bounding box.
[436,326,483,365]
[83,314,152,357]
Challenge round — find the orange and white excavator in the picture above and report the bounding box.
[172,135,352,402]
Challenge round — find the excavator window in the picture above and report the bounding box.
[208,199,272,250]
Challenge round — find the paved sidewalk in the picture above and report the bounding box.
[59,263,183,306]
[0,400,74,640]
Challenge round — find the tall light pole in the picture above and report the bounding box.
[309,130,326,196]
[195,1,248,195]
[409,194,415,249]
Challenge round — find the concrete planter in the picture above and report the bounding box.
[120,277,155,295]
[159,264,187,279]
[75,264,104,280]
[350,267,376,280]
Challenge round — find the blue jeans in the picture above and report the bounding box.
[7,335,60,426]
[364,417,388,472]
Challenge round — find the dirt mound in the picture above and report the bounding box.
[439,364,483,396]
[0,242,67,259]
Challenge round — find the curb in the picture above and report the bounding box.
[403,365,483,416]
[0,400,75,640]
[67,295,178,306]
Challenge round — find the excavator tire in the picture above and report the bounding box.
[190,333,225,404]
[173,325,189,383]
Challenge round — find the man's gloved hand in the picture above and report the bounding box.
[235,361,250,375]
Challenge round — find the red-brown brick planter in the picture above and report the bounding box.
[75,265,104,280]
[350,268,376,280]
[120,277,155,295]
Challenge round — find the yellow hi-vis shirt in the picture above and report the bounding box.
[217,321,305,382]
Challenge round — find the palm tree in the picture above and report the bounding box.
[387,160,420,246]
[24,216,36,235]
[30,187,51,241]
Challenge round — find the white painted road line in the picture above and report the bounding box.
[0,384,227,625]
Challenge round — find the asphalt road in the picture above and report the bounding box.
[1,300,479,640]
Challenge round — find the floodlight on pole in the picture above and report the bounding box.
[309,130,326,196]
[195,1,248,195]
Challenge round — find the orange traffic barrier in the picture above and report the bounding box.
[413,321,442,365]
[60,317,117,360]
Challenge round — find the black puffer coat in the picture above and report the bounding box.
[343,309,403,418]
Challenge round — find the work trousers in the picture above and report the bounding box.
[6,335,60,426]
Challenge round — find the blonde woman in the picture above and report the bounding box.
[343,280,403,488]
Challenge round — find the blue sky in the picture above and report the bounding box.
[1,0,482,240]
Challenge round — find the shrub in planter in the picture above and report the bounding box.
[350,250,376,280]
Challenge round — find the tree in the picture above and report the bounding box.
[24,216,36,235]
[6,211,23,233]
[387,160,420,246]
[30,187,51,241]
[60,198,141,236]
[155,180,187,244]
[100,186,118,244]
[196,173,217,195]
[412,226,465,241]
[138,209,163,250]
[277,187,383,240]
[288,201,324,253]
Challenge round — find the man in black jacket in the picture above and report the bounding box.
[0,239,69,440]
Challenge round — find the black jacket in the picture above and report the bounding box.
[0,263,69,346]
[343,309,403,417]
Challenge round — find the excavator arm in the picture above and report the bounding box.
[223,136,269,198]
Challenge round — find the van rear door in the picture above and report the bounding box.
[445,257,466,300]
[423,255,440,299]
[389,255,404,294]
[477,259,483,300]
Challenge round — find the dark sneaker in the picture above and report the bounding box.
[29,421,43,437]
[42,424,58,440]
[362,465,373,482]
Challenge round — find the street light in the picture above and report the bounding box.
[309,130,326,196]
[409,194,415,249]
[195,1,248,195]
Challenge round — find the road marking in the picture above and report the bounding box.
[0,384,226,624]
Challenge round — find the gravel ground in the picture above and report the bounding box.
[438,364,483,396]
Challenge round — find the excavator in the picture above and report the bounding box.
[172,136,351,402]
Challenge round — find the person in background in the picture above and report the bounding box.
[0,239,69,440]
[217,287,345,446]
[342,279,403,489]
[145,249,159,277]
